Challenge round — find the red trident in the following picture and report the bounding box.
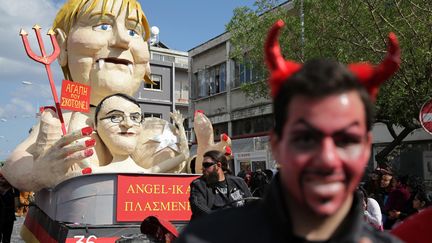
[20,25,66,135]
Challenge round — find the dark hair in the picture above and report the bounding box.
[94,93,141,127]
[358,186,369,198]
[272,59,375,138]
[237,170,247,179]
[356,186,368,204]
[250,170,270,197]
[415,190,431,207]
[203,150,230,173]
[397,175,409,186]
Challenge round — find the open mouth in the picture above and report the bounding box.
[118,132,136,136]
[96,58,134,74]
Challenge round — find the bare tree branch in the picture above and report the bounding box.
[338,15,383,54]
[383,121,398,139]
[407,0,432,13]
[363,0,387,47]
[375,127,415,163]
[393,0,419,36]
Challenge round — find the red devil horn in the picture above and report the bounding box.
[265,20,302,97]
[265,20,287,72]
[349,32,401,100]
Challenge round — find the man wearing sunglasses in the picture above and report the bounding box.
[189,150,251,220]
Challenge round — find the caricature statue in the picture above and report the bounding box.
[92,93,185,173]
[2,0,228,192]
[3,0,149,191]
[132,111,190,173]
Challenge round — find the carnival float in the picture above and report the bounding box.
[1,0,231,242]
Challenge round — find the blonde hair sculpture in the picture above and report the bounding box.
[53,0,152,82]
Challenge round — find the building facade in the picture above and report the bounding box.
[187,2,432,181]
[188,32,275,175]
[188,2,296,175]
[136,44,190,133]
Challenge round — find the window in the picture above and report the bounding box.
[164,55,175,63]
[212,123,228,139]
[152,53,163,61]
[198,69,206,98]
[144,113,162,119]
[195,63,227,98]
[219,63,226,92]
[145,74,162,90]
[232,115,273,136]
[152,53,175,63]
[233,57,264,88]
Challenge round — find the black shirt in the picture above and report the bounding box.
[178,173,402,243]
[189,174,252,220]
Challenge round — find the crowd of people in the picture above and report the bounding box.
[177,20,404,243]
[362,164,431,230]
[237,169,273,198]
[1,0,431,241]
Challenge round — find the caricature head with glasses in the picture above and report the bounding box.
[95,93,143,156]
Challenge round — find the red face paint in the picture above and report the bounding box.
[273,92,371,216]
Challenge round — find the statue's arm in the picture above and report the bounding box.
[2,124,40,191]
[2,110,95,191]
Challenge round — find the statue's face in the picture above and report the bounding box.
[96,96,142,156]
[64,0,149,105]
[272,92,372,216]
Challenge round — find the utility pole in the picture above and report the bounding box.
[300,0,305,61]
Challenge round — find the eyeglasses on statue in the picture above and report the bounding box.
[99,112,143,124]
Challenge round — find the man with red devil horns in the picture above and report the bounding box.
[176,20,402,243]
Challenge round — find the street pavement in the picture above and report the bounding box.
[11,215,25,243]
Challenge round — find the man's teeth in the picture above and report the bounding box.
[128,64,134,74]
[98,59,105,70]
[306,181,344,195]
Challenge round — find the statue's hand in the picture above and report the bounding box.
[193,111,232,173]
[31,108,64,159]
[170,110,184,127]
[211,133,232,153]
[33,126,95,189]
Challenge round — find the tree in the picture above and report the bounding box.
[226,0,432,164]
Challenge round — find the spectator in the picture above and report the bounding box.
[383,175,411,229]
[370,169,394,213]
[357,187,383,231]
[244,173,252,187]
[0,173,19,243]
[263,169,275,181]
[411,190,430,214]
[176,20,401,242]
[364,168,381,197]
[188,150,251,220]
[250,170,270,197]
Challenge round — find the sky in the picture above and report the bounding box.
[0,0,255,160]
